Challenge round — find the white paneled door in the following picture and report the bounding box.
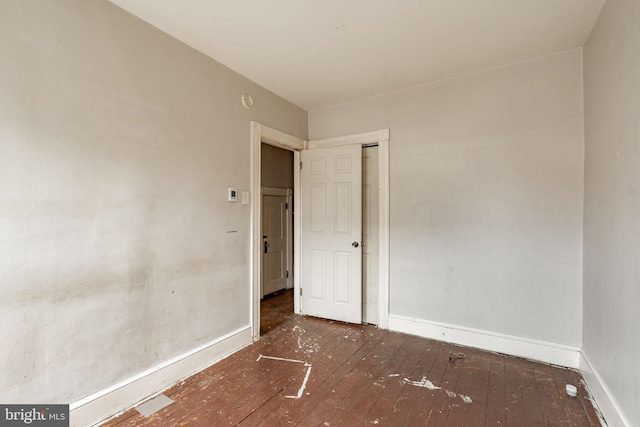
[262,193,289,297]
[301,144,362,323]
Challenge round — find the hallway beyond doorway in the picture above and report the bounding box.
[260,289,294,336]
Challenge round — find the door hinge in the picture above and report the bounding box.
[300,287,302,296]
[286,270,289,278]
[300,161,302,170]
[285,202,288,210]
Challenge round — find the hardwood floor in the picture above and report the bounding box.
[102,314,601,426]
[260,289,294,336]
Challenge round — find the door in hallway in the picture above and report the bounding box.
[262,193,290,297]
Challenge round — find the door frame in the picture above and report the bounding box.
[251,122,304,340]
[250,121,390,340]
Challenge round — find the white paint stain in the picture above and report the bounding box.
[285,366,312,399]
[291,326,320,354]
[388,374,400,377]
[460,395,473,404]
[257,354,313,400]
[256,354,304,364]
[403,376,472,404]
[403,376,441,390]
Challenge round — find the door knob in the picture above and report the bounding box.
[352,241,359,248]
[264,241,270,253]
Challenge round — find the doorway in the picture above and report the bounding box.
[250,122,390,340]
[260,144,294,335]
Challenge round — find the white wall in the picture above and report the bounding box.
[583,0,640,424]
[0,0,306,408]
[310,50,584,348]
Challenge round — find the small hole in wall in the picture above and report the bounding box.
[172,291,176,295]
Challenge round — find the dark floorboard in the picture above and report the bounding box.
[260,289,294,336]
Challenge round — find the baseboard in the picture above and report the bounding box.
[388,314,581,368]
[70,326,252,427]
[580,351,630,427]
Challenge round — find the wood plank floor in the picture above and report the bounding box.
[102,313,601,426]
[259,289,295,336]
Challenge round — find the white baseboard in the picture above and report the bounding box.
[388,314,581,368]
[70,326,252,427]
[579,351,630,427]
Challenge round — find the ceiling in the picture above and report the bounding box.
[109,0,605,111]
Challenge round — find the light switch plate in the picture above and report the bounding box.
[242,191,250,205]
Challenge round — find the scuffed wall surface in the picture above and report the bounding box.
[0,0,306,404]
[309,50,584,347]
[583,0,640,423]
